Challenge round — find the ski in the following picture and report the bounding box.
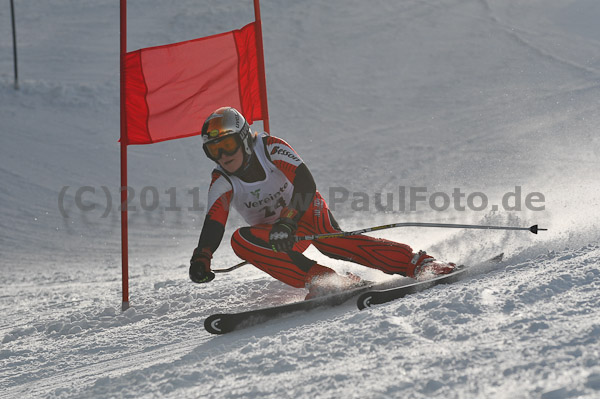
[205,284,367,334]
[356,253,504,310]
[204,277,408,334]
[204,253,504,334]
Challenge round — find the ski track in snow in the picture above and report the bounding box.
[1,0,600,397]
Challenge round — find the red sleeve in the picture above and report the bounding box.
[264,136,304,183]
[206,170,233,226]
[196,170,233,253]
[264,135,316,220]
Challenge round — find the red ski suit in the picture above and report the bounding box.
[196,134,419,288]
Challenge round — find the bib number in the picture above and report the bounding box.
[260,197,287,219]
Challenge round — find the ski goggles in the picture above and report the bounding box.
[203,135,241,160]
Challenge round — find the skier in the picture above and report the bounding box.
[189,107,456,298]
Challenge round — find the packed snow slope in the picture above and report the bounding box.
[1,0,600,398]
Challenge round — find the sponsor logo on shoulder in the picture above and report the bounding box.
[270,146,301,163]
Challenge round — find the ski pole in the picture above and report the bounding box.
[213,260,248,274]
[297,223,547,241]
[211,223,547,273]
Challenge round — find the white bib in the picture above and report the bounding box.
[223,134,294,225]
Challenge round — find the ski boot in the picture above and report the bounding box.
[411,250,457,281]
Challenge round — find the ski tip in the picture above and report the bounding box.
[357,293,373,310]
[204,314,228,335]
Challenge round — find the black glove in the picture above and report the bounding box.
[189,248,215,283]
[269,212,298,253]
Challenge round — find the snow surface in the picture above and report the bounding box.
[1,0,600,397]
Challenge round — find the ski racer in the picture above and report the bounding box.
[189,107,456,298]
